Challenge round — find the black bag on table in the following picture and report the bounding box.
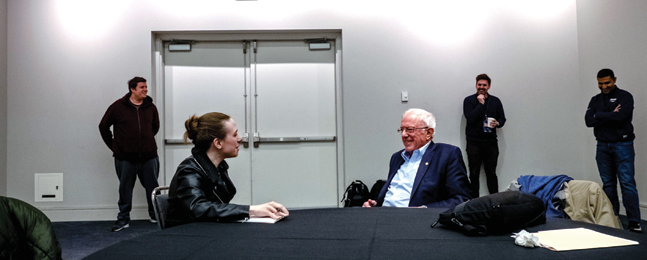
[341,180,370,207]
[431,191,546,236]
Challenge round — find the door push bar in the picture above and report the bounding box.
[166,134,335,147]
[250,133,335,148]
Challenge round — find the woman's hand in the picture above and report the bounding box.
[249,201,289,220]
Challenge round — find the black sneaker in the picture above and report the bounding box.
[628,221,642,233]
[110,219,130,232]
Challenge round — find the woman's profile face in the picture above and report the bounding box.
[220,119,242,158]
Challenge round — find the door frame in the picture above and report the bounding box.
[151,29,346,207]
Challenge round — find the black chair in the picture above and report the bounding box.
[151,186,170,230]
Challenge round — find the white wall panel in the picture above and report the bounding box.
[5,0,646,220]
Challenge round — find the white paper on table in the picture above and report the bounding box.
[236,217,284,224]
[532,227,638,251]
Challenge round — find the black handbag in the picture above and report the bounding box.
[431,191,546,236]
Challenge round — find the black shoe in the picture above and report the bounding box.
[110,219,130,232]
[628,221,642,233]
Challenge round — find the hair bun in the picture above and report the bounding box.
[183,112,231,150]
[184,114,200,142]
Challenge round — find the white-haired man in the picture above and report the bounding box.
[364,109,472,208]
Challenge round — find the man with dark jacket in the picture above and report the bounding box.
[463,74,506,198]
[362,109,471,209]
[99,76,160,232]
[585,68,641,233]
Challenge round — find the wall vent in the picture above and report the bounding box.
[35,173,63,202]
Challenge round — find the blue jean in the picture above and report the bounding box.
[114,157,159,221]
[596,141,641,223]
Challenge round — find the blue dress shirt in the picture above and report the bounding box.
[383,141,431,207]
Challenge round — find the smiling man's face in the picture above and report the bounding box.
[400,114,433,152]
[476,79,490,96]
[597,76,616,94]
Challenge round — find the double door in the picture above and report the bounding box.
[161,38,339,208]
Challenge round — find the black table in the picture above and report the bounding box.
[86,207,645,259]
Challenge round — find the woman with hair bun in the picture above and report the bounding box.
[166,112,288,227]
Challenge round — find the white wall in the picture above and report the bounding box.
[576,0,647,217]
[5,0,645,220]
[343,1,584,184]
[0,0,7,196]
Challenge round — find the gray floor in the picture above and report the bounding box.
[51,220,158,260]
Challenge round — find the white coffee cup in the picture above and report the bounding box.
[487,117,496,128]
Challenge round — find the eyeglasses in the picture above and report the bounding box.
[397,127,429,134]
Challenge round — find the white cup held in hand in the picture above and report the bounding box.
[487,117,496,128]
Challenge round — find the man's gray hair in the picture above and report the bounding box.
[403,108,436,130]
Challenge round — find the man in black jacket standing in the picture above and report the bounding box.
[585,68,641,233]
[463,74,506,198]
[99,76,160,232]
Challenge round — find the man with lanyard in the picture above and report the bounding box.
[585,68,641,232]
[463,74,506,198]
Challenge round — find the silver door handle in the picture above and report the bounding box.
[258,136,335,143]
[241,132,249,148]
[165,139,187,144]
[242,132,260,148]
[253,132,260,148]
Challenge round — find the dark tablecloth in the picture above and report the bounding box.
[86,207,645,259]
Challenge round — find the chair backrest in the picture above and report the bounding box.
[152,186,170,230]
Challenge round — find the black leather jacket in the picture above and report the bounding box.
[166,148,249,227]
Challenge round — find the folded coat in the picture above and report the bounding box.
[0,196,61,260]
[563,180,622,229]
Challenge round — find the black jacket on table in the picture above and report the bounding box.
[585,86,635,142]
[166,148,249,228]
[98,93,160,162]
[463,93,506,143]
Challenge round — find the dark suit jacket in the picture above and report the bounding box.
[376,142,472,208]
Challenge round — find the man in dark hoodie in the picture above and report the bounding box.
[585,68,641,233]
[99,76,160,232]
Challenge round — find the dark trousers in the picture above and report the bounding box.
[466,141,499,197]
[114,157,159,220]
